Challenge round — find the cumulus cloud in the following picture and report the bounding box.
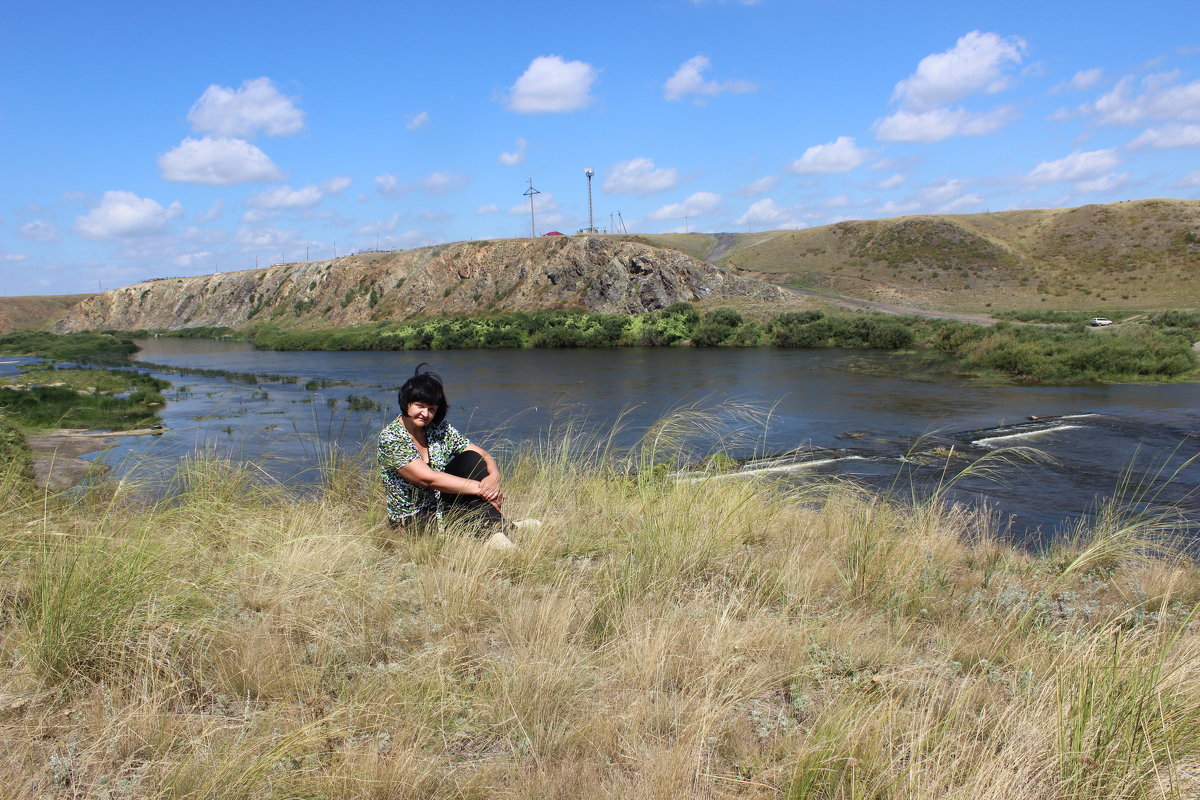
[1066,68,1103,91]
[603,157,680,195]
[891,31,1026,110]
[355,214,401,236]
[1026,149,1121,184]
[374,173,406,198]
[873,31,1024,142]
[1127,123,1200,150]
[173,251,213,268]
[920,178,972,205]
[1177,170,1200,188]
[647,191,721,221]
[247,184,324,210]
[878,174,907,190]
[1093,72,1200,125]
[422,171,469,194]
[323,175,351,195]
[735,198,805,229]
[500,137,528,166]
[76,191,183,240]
[475,204,501,215]
[663,55,756,102]
[506,55,597,113]
[1,252,29,262]
[405,110,430,131]
[159,137,285,185]
[188,77,304,138]
[735,176,778,197]
[936,194,984,213]
[788,136,867,174]
[18,220,59,242]
[234,224,302,252]
[874,105,1017,142]
[1075,172,1129,194]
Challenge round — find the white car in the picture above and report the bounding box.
[1089,317,1113,327]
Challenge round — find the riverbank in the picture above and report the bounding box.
[2,436,1198,797]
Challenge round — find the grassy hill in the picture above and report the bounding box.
[0,294,94,333]
[620,199,1200,314]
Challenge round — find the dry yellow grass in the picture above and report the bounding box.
[1,431,1199,798]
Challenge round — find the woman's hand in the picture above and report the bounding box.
[476,473,504,510]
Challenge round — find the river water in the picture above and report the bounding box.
[85,338,1200,545]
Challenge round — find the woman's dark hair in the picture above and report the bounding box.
[397,363,447,426]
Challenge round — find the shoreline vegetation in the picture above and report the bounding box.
[2,423,1199,797]
[125,305,1200,385]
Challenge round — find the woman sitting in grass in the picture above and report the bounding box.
[377,364,513,546]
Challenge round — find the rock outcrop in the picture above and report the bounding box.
[55,237,785,332]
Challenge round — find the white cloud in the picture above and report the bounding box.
[1177,170,1200,188]
[1068,68,1103,91]
[76,191,183,240]
[936,194,984,213]
[173,251,213,268]
[891,31,1026,111]
[184,226,227,244]
[1075,172,1129,194]
[422,171,469,194]
[647,191,721,221]
[734,176,778,197]
[475,204,501,215]
[500,137,528,166]
[506,55,597,113]
[234,225,302,252]
[374,173,410,198]
[878,174,907,190]
[735,198,806,229]
[248,184,323,210]
[825,194,852,208]
[188,77,304,138]
[663,55,756,102]
[873,105,1016,142]
[788,136,867,174]
[355,214,401,236]
[876,199,921,215]
[603,157,680,195]
[405,110,430,131]
[920,178,971,205]
[195,200,224,223]
[1026,149,1120,184]
[2,252,29,262]
[159,137,285,185]
[1093,72,1200,125]
[1127,123,1200,150]
[61,190,85,202]
[18,220,59,242]
[242,209,278,223]
[323,175,351,195]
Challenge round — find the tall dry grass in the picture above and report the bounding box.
[1,419,1199,798]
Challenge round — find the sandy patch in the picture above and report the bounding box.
[26,427,165,490]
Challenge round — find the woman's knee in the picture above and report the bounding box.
[444,450,488,480]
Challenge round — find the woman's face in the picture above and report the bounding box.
[405,401,439,427]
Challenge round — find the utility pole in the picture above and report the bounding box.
[524,178,541,238]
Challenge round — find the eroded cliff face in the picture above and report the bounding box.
[56,237,782,332]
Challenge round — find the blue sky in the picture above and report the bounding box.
[2,0,1198,296]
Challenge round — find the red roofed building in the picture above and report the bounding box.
[542,231,565,236]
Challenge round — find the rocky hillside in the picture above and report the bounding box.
[55,237,787,333]
[634,198,1200,312]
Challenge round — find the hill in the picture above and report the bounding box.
[54,236,789,333]
[624,198,1200,313]
[0,294,95,333]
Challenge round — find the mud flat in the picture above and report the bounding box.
[26,427,165,490]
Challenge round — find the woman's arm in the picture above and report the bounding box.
[397,457,495,501]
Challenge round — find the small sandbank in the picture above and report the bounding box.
[26,427,166,490]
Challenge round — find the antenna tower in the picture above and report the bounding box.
[584,168,594,234]
[523,178,541,238]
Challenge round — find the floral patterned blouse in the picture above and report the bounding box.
[377,416,472,522]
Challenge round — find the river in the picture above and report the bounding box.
[86,338,1200,545]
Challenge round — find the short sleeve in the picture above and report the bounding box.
[378,422,420,472]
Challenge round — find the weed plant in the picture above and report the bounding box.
[0,330,138,365]
[2,413,1200,798]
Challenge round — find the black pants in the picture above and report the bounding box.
[389,450,502,532]
[442,450,503,529]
